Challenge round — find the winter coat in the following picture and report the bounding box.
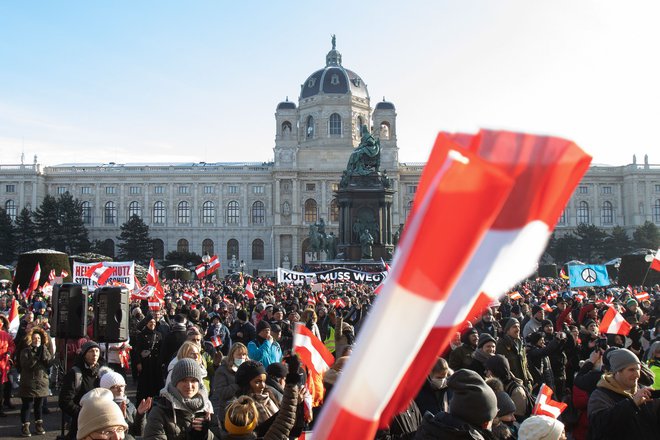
[230,321,256,346]
[0,329,15,383]
[414,377,450,417]
[526,339,560,392]
[135,326,164,402]
[123,399,147,440]
[211,364,240,429]
[143,388,214,440]
[496,335,533,388]
[247,338,282,368]
[414,411,498,440]
[18,327,52,398]
[206,323,232,356]
[448,343,476,371]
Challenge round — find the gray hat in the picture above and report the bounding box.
[495,391,516,417]
[607,348,640,372]
[170,358,204,385]
[448,369,498,427]
[503,317,520,334]
[80,341,100,356]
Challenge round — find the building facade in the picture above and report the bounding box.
[1,44,659,273]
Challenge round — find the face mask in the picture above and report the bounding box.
[234,358,245,368]
[431,378,447,389]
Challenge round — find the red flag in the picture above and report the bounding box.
[146,259,165,301]
[7,298,19,338]
[634,291,650,302]
[596,295,613,305]
[210,335,223,348]
[599,306,632,336]
[85,263,116,286]
[328,298,346,309]
[508,291,522,301]
[541,303,553,313]
[48,269,56,282]
[293,323,334,375]
[24,262,41,300]
[650,249,660,272]
[244,279,255,300]
[533,383,567,418]
[60,269,69,278]
[195,255,221,278]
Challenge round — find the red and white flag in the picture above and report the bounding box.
[244,279,255,300]
[148,298,162,311]
[131,285,155,301]
[195,255,221,278]
[7,298,19,338]
[533,383,567,419]
[147,259,165,301]
[210,335,223,348]
[307,296,317,305]
[634,291,650,302]
[597,295,614,305]
[293,323,334,376]
[541,303,553,313]
[599,306,632,336]
[328,298,346,309]
[60,269,69,278]
[508,291,522,301]
[85,263,116,286]
[24,262,42,300]
[48,269,56,282]
[650,249,660,272]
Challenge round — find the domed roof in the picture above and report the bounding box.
[277,98,296,110]
[299,37,369,100]
[375,98,395,110]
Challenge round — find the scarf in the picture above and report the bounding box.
[250,391,280,424]
[163,381,207,415]
[472,348,492,366]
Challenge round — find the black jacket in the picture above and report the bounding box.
[414,411,497,440]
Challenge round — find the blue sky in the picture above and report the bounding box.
[1,1,659,167]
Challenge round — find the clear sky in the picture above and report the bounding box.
[1,0,658,167]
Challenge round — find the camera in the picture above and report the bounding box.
[597,337,608,351]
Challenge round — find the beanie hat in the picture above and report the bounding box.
[448,369,497,427]
[170,358,204,386]
[626,298,638,308]
[503,317,520,334]
[518,415,564,440]
[511,305,521,314]
[495,391,516,417]
[80,341,100,356]
[531,305,543,316]
[271,323,282,334]
[485,354,513,382]
[527,332,545,346]
[99,371,126,389]
[460,327,478,344]
[77,388,128,439]
[540,319,553,330]
[189,309,200,321]
[256,319,271,333]
[607,348,640,372]
[478,333,497,348]
[235,360,267,388]
[237,309,248,321]
[266,362,288,379]
[583,319,596,329]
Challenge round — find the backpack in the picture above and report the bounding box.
[505,380,535,418]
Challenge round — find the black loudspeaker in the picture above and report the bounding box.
[93,286,129,343]
[52,283,88,339]
[538,264,558,278]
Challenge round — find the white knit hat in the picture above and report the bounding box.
[99,371,126,389]
[77,388,128,439]
[518,415,564,440]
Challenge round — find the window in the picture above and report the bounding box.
[227,201,240,224]
[178,185,189,195]
[202,201,215,224]
[253,185,264,195]
[81,201,92,224]
[154,186,164,194]
[153,201,165,225]
[252,201,265,224]
[177,238,189,253]
[558,208,567,224]
[129,186,141,195]
[81,186,91,195]
[152,239,165,260]
[602,186,612,195]
[405,200,414,220]
[228,185,238,194]
[304,199,318,223]
[380,122,390,140]
[655,184,660,192]
[306,183,316,191]
[57,186,67,194]
[5,200,16,221]
[306,116,314,138]
[577,201,590,224]
[281,121,292,137]
[177,201,190,224]
[330,74,339,85]
[106,186,116,195]
[330,199,339,222]
[202,239,214,256]
[227,239,239,260]
[578,186,588,194]
[252,239,264,260]
[654,199,660,223]
[104,201,116,224]
[128,201,141,218]
[408,185,417,194]
[602,201,613,225]
[329,113,342,136]
[203,185,214,195]
[5,184,15,193]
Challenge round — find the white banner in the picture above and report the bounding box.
[277,268,318,284]
[72,261,135,289]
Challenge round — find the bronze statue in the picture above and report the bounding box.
[360,228,374,259]
[345,125,380,176]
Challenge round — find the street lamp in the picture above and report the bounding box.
[240,259,245,276]
[202,252,211,292]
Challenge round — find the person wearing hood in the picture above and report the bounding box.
[18,326,52,436]
[414,357,452,417]
[485,355,532,422]
[143,358,214,440]
[449,327,479,371]
[468,334,497,378]
[485,379,518,440]
[496,318,533,390]
[414,369,498,440]
[247,321,282,368]
[587,348,660,439]
[100,370,151,440]
[58,340,108,439]
[134,314,164,404]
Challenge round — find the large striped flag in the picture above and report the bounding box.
[244,278,255,300]
[314,130,590,439]
[7,298,19,338]
[533,383,567,418]
[85,262,116,286]
[294,322,335,408]
[24,262,42,300]
[599,306,632,336]
[195,255,221,278]
[650,248,660,272]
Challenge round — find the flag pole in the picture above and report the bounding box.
[640,264,652,287]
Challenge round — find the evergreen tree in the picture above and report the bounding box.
[14,207,38,254]
[575,223,607,262]
[632,221,660,250]
[0,208,16,264]
[602,226,632,259]
[163,250,202,268]
[34,195,62,250]
[57,192,90,254]
[550,232,580,264]
[117,215,152,264]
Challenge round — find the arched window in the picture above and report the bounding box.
[202,238,214,256]
[252,201,265,224]
[304,199,318,223]
[202,201,215,224]
[329,113,342,136]
[380,122,390,140]
[104,201,116,224]
[153,201,165,225]
[128,201,141,218]
[177,238,189,253]
[177,201,190,224]
[227,239,239,260]
[227,201,240,224]
[102,239,115,258]
[602,201,613,225]
[81,201,92,225]
[654,199,660,223]
[558,208,567,225]
[152,239,165,260]
[306,116,314,138]
[252,239,264,260]
[329,199,339,222]
[5,200,16,221]
[577,201,590,224]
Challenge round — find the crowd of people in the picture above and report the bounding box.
[0,272,659,439]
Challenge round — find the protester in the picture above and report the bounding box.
[518,415,565,440]
[99,370,151,440]
[76,388,129,440]
[211,342,248,431]
[18,326,52,436]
